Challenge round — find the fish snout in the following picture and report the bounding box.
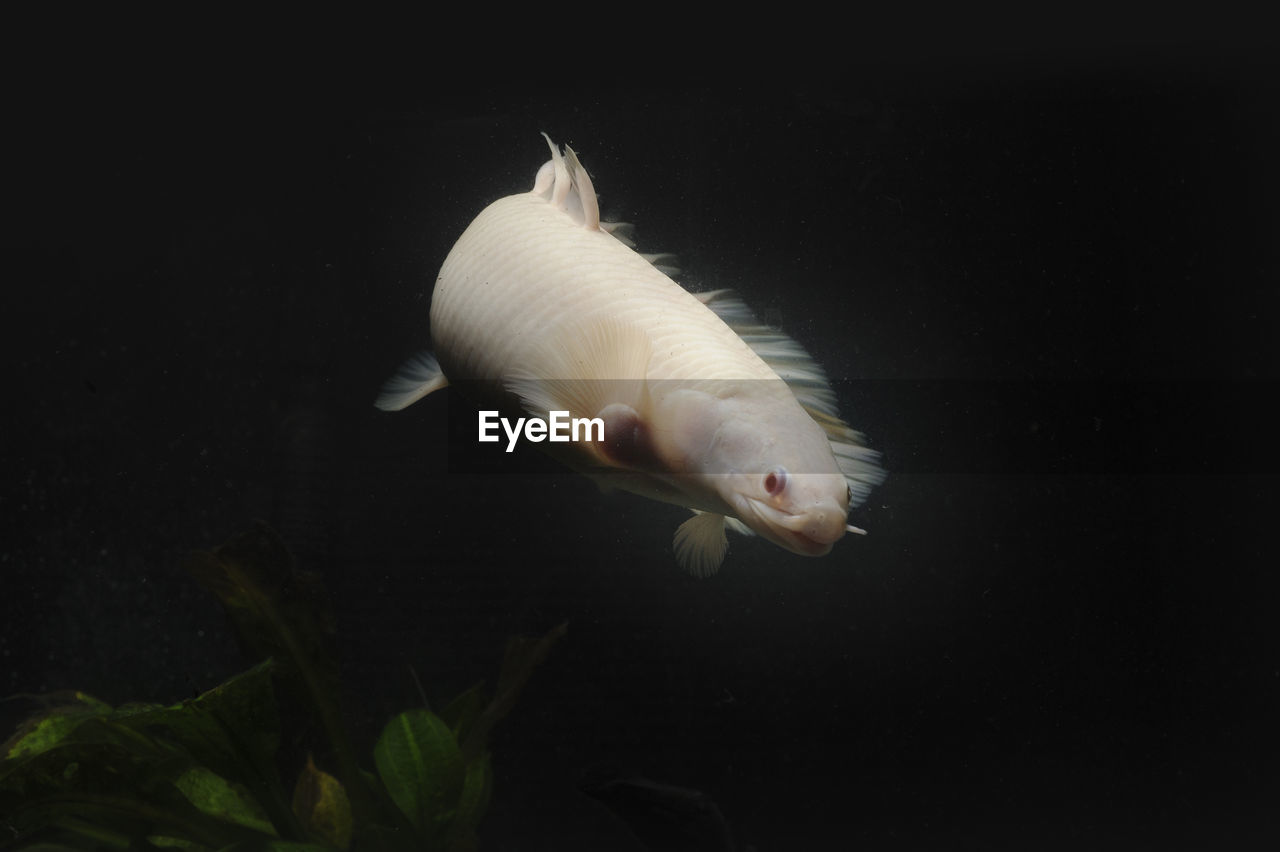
[737,494,850,557]
[800,504,848,546]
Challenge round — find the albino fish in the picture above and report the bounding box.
[377,135,884,576]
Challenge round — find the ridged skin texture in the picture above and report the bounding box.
[430,192,780,386]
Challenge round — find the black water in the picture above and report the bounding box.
[5,43,1277,849]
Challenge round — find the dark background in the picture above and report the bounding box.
[4,38,1278,849]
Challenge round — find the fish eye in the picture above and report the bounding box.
[763,467,788,497]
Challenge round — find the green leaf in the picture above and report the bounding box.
[186,524,370,823]
[1,730,172,800]
[112,658,295,836]
[3,692,120,761]
[292,754,352,850]
[459,622,567,765]
[119,659,281,792]
[184,525,339,718]
[173,765,275,834]
[2,523,566,852]
[1,781,272,850]
[0,662,292,849]
[5,712,93,762]
[438,682,485,743]
[439,752,492,849]
[146,836,209,850]
[219,842,334,852]
[51,814,136,848]
[373,709,464,836]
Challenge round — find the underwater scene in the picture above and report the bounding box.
[4,44,1276,849]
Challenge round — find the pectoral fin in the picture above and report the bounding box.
[673,511,729,578]
[375,351,448,411]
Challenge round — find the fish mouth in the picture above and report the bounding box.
[736,496,845,557]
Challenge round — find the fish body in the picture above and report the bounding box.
[580,769,737,852]
[378,136,883,575]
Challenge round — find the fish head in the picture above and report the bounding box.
[660,385,853,557]
[721,466,852,558]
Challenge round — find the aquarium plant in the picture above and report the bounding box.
[0,522,564,851]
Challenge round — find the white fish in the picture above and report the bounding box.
[377,135,884,576]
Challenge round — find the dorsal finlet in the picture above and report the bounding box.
[536,134,602,231]
[563,145,600,231]
[541,132,572,210]
[531,158,555,195]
